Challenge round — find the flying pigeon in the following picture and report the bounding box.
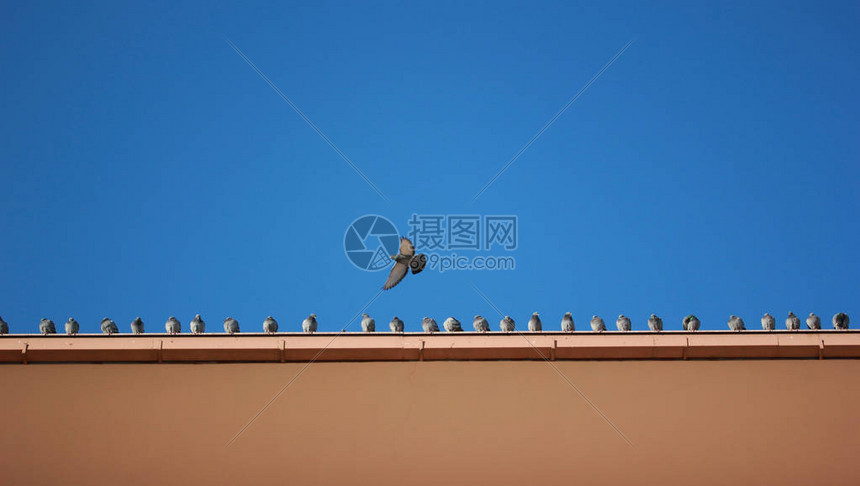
[616,315,631,332]
[361,314,375,332]
[528,313,542,332]
[224,317,240,334]
[65,318,79,335]
[728,315,745,331]
[806,313,821,330]
[761,313,775,331]
[500,315,515,332]
[131,317,145,334]
[165,316,181,334]
[590,316,606,332]
[39,318,56,335]
[302,314,317,333]
[189,314,205,334]
[382,237,427,290]
[561,312,575,332]
[785,312,801,331]
[101,318,118,335]
[683,314,700,331]
[389,316,404,332]
[422,317,439,333]
[648,314,663,332]
[263,316,278,334]
[0,316,8,334]
[473,315,490,332]
[833,312,850,330]
[443,317,463,332]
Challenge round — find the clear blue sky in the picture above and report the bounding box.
[1,1,857,333]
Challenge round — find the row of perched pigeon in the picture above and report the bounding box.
[0,312,851,335]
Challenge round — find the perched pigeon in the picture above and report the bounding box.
[263,316,278,334]
[361,313,375,333]
[761,313,775,331]
[590,316,606,332]
[561,312,575,332]
[648,314,663,332]
[382,237,427,290]
[833,312,850,330]
[39,318,56,335]
[422,317,439,333]
[302,314,317,333]
[806,313,821,330]
[728,315,745,331]
[473,315,490,332]
[101,318,118,335]
[616,315,631,332]
[131,317,145,334]
[785,312,801,331]
[443,317,463,332]
[0,316,8,334]
[65,318,79,335]
[528,313,542,332]
[165,316,181,334]
[190,314,205,334]
[224,317,240,334]
[500,315,515,332]
[683,314,700,331]
[389,316,404,332]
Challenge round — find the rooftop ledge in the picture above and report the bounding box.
[2,331,859,363]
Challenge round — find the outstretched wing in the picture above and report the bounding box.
[399,237,415,257]
[383,261,409,290]
[410,253,427,274]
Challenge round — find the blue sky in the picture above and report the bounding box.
[1,1,857,334]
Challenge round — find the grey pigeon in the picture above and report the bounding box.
[382,237,427,290]
[0,316,8,334]
[528,313,542,332]
[263,316,278,334]
[806,313,821,330]
[361,313,375,333]
[302,314,317,333]
[65,318,79,335]
[165,316,181,334]
[223,317,240,334]
[389,316,404,332]
[785,312,800,331]
[443,317,463,332]
[190,314,205,334]
[39,318,56,335]
[473,315,490,332]
[616,315,631,332]
[500,315,515,332]
[131,317,145,334]
[728,315,745,331]
[422,317,439,333]
[683,314,700,331]
[761,313,775,331]
[101,318,118,335]
[590,315,606,332]
[561,312,575,332]
[648,314,663,332]
[833,312,850,330]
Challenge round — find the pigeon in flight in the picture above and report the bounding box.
[382,237,427,290]
[648,314,663,332]
[361,314,375,332]
[473,315,490,332]
[101,318,118,335]
[131,317,145,334]
[65,318,79,335]
[165,316,181,334]
[0,316,8,334]
[389,316,404,332]
[224,317,240,334]
[761,313,775,331]
[190,314,205,334]
[263,316,278,334]
[422,317,439,333]
[500,315,515,332]
[39,318,56,335]
[785,312,801,331]
[616,315,631,332]
[683,314,700,331]
[302,314,318,333]
[590,316,606,332]
[806,313,821,330]
[528,313,542,332]
[833,312,849,330]
[728,315,745,331]
[561,312,575,332]
[443,317,463,332]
